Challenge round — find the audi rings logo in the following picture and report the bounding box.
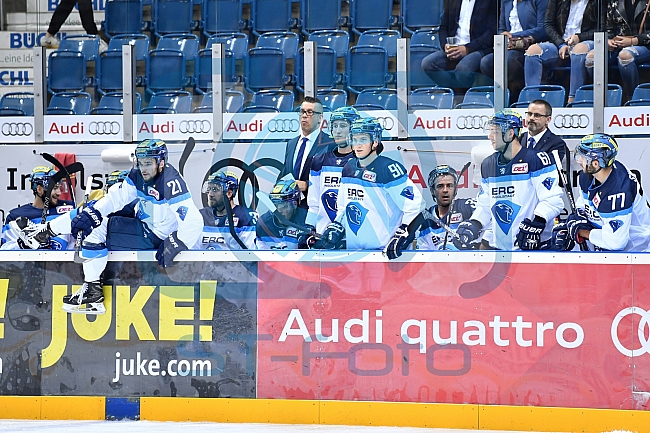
[611,307,650,356]
[2,122,33,136]
[89,121,120,135]
[267,119,300,133]
[553,114,590,129]
[456,115,490,130]
[180,120,211,134]
[375,116,395,131]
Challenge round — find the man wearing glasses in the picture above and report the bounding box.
[520,99,567,162]
[277,96,335,208]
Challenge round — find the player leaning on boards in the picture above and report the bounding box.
[315,117,424,251]
[194,171,257,250]
[12,139,202,314]
[553,133,650,252]
[256,179,308,249]
[453,110,564,251]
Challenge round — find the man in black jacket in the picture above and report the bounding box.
[519,99,568,162]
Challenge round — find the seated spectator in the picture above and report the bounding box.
[480,0,549,101]
[524,0,600,104]
[421,0,498,90]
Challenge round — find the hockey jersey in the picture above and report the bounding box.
[415,199,476,250]
[335,156,424,250]
[306,149,356,233]
[472,147,564,250]
[255,207,308,249]
[194,205,258,250]
[1,200,75,250]
[576,161,650,251]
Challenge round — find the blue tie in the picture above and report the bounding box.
[293,137,308,178]
[528,136,535,149]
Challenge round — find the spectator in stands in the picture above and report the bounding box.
[480,0,549,101]
[519,99,568,161]
[41,0,108,52]
[421,0,498,90]
[524,0,600,104]
[277,96,335,209]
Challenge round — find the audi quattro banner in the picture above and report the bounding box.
[257,255,650,409]
[0,116,34,143]
[45,115,123,142]
[605,106,650,135]
[0,255,257,398]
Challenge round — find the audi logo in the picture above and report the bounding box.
[456,115,490,130]
[180,120,211,134]
[611,307,650,356]
[2,122,33,136]
[267,119,300,133]
[89,121,120,135]
[375,116,395,131]
[553,114,590,129]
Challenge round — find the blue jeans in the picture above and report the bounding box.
[524,41,591,98]
[618,45,650,99]
[421,49,486,89]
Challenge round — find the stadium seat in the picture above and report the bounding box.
[195,49,236,93]
[357,30,400,57]
[193,89,246,112]
[0,92,34,116]
[0,108,26,116]
[96,50,125,95]
[59,34,100,62]
[300,0,343,36]
[410,87,454,109]
[353,88,397,110]
[256,32,299,60]
[91,92,143,114]
[624,99,650,106]
[103,0,144,38]
[107,34,151,61]
[350,0,394,35]
[47,92,92,115]
[624,83,650,106]
[460,86,509,108]
[140,90,193,113]
[513,85,566,108]
[295,46,337,92]
[308,30,350,58]
[251,0,295,36]
[454,102,493,109]
[202,0,244,38]
[157,33,199,84]
[401,0,443,34]
[153,0,194,41]
[206,32,249,60]
[48,51,86,94]
[410,29,441,50]
[146,49,187,97]
[251,89,295,111]
[569,84,623,107]
[242,105,280,113]
[346,45,389,94]
[409,45,438,89]
[245,47,287,93]
[317,88,347,111]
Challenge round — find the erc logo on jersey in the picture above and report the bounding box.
[322,189,338,221]
[346,202,368,235]
[492,200,521,234]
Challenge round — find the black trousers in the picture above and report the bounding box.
[47,0,98,35]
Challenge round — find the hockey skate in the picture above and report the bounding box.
[9,217,55,249]
[62,281,106,314]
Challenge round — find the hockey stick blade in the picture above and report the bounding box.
[74,176,95,264]
[255,191,316,235]
[40,152,80,205]
[41,162,84,224]
[224,194,248,249]
[551,150,589,252]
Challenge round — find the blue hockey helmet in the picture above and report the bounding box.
[135,139,168,164]
[205,170,239,197]
[427,164,459,189]
[575,133,618,168]
[330,107,361,131]
[106,170,129,189]
[29,166,57,193]
[486,109,523,138]
[269,179,300,205]
[349,117,384,154]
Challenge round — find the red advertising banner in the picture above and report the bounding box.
[257,257,650,410]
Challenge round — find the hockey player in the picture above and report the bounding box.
[556,133,650,252]
[12,139,202,314]
[256,179,308,249]
[195,171,257,250]
[1,166,74,250]
[306,106,361,234]
[453,110,564,251]
[316,117,424,251]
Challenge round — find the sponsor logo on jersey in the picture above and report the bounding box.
[492,200,521,234]
[362,171,377,182]
[324,176,341,186]
[491,186,515,198]
[347,188,364,200]
[512,163,528,173]
[176,206,188,221]
[203,236,226,244]
[322,189,338,221]
[542,177,555,191]
[609,219,624,232]
[450,212,462,224]
[57,205,73,213]
[400,186,414,200]
[148,186,160,200]
[346,202,368,235]
[592,193,601,208]
[286,227,299,238]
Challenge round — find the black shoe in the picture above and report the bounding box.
[62,281,105,314]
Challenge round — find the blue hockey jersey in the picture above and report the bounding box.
[415,198,476,250]
[1,200,75,250]
[194,205,258,250]
[255,207,308,249]
[576,161,650,251]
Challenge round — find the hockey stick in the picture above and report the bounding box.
[39,152,78,205]
[73,176,94,264]
[178,137,195,177]
[40,162,84,225]
[256,190,317,235]
[551,149,589,251]
[223,193,248,249]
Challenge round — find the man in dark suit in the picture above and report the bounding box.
[520,99,567,165]
[277,96,335,208]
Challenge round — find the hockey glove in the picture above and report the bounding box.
[155,231,187,268]
[384,224,410,260]
[453,220,482,250]
[297,226,320,249]
[551,223,575,251]
[71,207,103,239]
[313,221,345,249]
[515,217,546,250]
[566,212,594,244]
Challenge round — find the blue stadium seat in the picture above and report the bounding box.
[245,47,287,93]
[59,34,100,62]
[401,0,443,34]
[460,86,509,108]
[47,92,92,115]
[409,45,438,89]
[48,51,86,94]
[202,0,244,38]
[300,0,343,36]
[157,33,199,84]
[308,30,350,58]
[346,45,389,94]
[256,31,299,60]
[295,46,337,92]
[410,87,454,109]
[103,0,144,38]
[107,34,151,61]
[207,32,249,60]
[91,92,143,114]
[193,89,246,112]
[454,102,493,109]
[624,83,650,106]
[140,90,193,113]
[96,50,124,95]
[251,89,295,111]
[569,84,623,107]
[410,28,441,50]
[354,88,397,110]
[0,108,26,116]
[153,0,194,41]
[513,85,566,108]
[317,88,347,111]
[251,0,294,36]
[242,105,280,113]
[195,49,236,93]
[350,0,394,35]
[0,92,34,116]
[357,30,400,57]
[146,49,187,97]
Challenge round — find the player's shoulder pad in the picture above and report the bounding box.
[577,170,593,193]
[596,162,638,210]
[233,205,257,226]
[516,147,553,171]
[456,198,476,216]
[341,159,359,177]
[200,207,216,226]
[160,164,190,201]
[374,156,408,183]
[480,153,498,178]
